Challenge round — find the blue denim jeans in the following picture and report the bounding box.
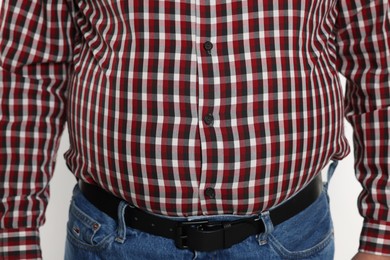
[65,163,337,260]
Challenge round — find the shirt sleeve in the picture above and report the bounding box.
[335,0,390,256]
[0,1,75,258]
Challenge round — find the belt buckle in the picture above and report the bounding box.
[175,219,210,249]
[175,217,260,251]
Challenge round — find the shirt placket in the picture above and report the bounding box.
[196,1,222,214]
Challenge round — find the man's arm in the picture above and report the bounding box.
[335,0,390,257]
[354,252,390,260]
[0,1,75,259]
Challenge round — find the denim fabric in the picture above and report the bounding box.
[65,162,337,260]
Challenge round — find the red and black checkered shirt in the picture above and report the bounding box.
[1,0,389,258]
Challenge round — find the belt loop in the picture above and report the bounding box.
[324,160,339,191]
[115,201,128,243]
[257,211,274,246]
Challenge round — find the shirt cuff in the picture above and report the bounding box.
[0,228,42,260]
[359,219,390,256]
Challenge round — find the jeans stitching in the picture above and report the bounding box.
[66,226,115,252]
[66,199,117,251]
[268,228,334,259]
[265,191,334,259]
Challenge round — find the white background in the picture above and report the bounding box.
[40,77,364,260]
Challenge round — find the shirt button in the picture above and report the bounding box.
[203,114,214,126]
[204,187,215,199]
[203,41,213,53]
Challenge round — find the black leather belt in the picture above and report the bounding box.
[78,174,322,252]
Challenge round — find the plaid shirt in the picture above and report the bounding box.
[1,0,389,258]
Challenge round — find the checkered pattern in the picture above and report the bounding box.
[0,229,41,260]
[1,0,389,258]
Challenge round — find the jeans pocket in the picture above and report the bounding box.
[267,192,334,259]
[66,188,117,252]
